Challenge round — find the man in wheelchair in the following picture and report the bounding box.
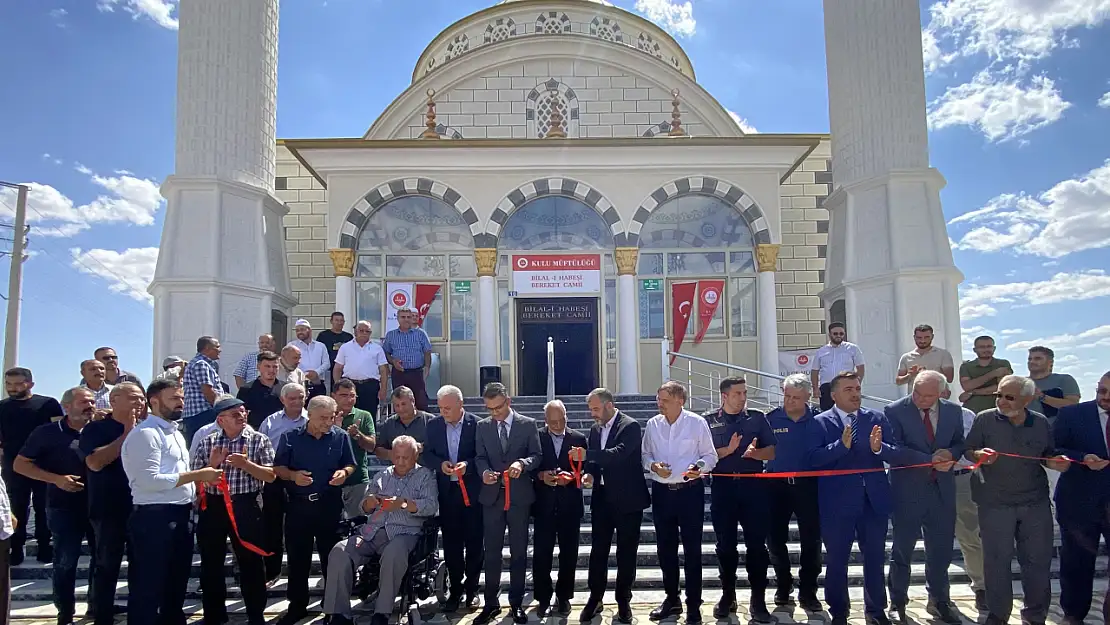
[323,435,439,625]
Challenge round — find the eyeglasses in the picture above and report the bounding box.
[100,355,118,361]
[992,392,1019,402]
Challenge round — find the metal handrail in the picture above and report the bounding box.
[546,337,555,402]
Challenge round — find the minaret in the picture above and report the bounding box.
[148,0,295,379]
[821,0,963,400]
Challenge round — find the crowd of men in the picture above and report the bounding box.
[0,313,1105,625]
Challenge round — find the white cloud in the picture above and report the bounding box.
[959,270,1110,320]
[1000,328,1025,336]
[927,71,1070,142]
[96,0,178,30]
[726,110,758,134]
[70,247,158,304]
[922,0,1110,72]
[0,168,164,238]
[1006,325,1110,352]
[634,0,695,37]
[1099,91,1110,108]
[948,160,1110,257]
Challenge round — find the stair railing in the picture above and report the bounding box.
[660,336,892,411]
[546,336,555,402]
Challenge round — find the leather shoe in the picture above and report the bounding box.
[867,612,892,625]
[748,598,774,624]
[36,544,53,563]
[928,601,962,625]
[536,602,552,619]
[773,590,794,607]
[511,605,528,624]
[713,594,737,619]
[889,606,908,625]
[9,546,23,567]
[557,599,572,616]
[616,603,633,624]
[580,598,604,623]
[686,605,702,625]
[467,594,483,610]
[475,605,502,625]
[444,595,461,613]
[650,597,683,621]
[799,595,822,612]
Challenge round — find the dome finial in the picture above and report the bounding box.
[421,88,441,139]
[544,88,567,139]
[668,88,686,137]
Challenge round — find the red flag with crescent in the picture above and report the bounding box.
[413,284,441,327]
[670,281,697,365]
[694,279,725,344]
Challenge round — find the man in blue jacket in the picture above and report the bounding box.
[1053,370,1110,625]
[808,371,898,625]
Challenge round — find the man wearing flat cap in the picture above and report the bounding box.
[288,319,330,401]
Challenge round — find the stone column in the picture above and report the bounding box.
[149,0,295,377]
[822,0,964,400]
[329,249,355,323]
[614,247,640,395]
[475,249,499,369]
[755,244,781,381]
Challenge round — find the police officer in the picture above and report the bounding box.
[273,395,356,625]
[704,376,776,622]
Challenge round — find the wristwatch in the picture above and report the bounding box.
[400,499,410,511]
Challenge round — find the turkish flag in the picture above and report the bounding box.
[670,281,697,365]
[694,279,725,344]
[413,284,442,327]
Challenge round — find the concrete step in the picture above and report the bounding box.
[9,558,1098,603]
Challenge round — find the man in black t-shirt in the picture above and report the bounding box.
[79,382,145,625]
[0,367,63,565]
[316,311,353,392]
[16,386,97,624]
[237,350,284,428]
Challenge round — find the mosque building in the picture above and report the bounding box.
[151,0,962,401]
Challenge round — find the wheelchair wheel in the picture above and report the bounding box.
[432,561,448,604]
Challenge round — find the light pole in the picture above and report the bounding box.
[1,182,28,372]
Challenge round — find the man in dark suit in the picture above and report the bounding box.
[883,370,964,624]
[532,399,587,618]
[474,383,542,625]
[568,387,650,625]
[807,371,899,625]
[1053,371,1110,625]
[422,384,483,613]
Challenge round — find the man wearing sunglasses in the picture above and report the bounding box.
[964,375,1070,625]
[1051,371,1110,625]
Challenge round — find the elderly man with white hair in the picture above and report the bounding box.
[257,382,309,584]
[883,370,965,625]
[322,435,438,625]
[965,375,1071,625]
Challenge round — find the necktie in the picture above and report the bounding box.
[499,421,509,454]
[848,414,859,447]
[923,408,935,445]
[1104,415,1110,457]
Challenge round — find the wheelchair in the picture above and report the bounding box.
[339,515,448,623]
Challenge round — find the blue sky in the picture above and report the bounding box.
[0,0,1108,401]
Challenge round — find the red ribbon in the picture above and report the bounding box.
[503,472,511,511]
[569,451,583,488]
[197,478,273,557]
[455,466,470,507]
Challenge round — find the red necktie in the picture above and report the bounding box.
[924,408,937,482]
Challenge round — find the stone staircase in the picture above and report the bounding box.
[10,395,1100,618]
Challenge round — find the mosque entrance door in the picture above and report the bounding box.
[516,297,599,397]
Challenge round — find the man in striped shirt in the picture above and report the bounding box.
[79,360,113,411]
[808,323,866,412]
[233,334,276,389]
[382,308,434,411]
[182,336,224,445]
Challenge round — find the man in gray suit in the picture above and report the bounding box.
[884,370,964,625]
[473,383,542,625]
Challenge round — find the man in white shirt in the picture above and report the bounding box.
[642,381,718,624]
[333,320,389,416]
[120,378,222,625]
[288,319,330,400]
[809,322,866,412]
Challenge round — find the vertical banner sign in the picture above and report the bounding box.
[693,279,725,344]
[413,283,442,327]
[670,281,697,365]
[386,283,414,333]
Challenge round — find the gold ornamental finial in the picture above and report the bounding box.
[421,88,440,139]
[668,88,686,137]
[544,89,567,139]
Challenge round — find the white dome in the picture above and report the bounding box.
[497,0,612,4]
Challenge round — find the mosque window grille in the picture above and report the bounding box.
[444,33,470,62]
[637,32,662,58]
[536,93,569,138]
[484,17,517,44]
[536,12,571,35]
[590,16,623,43]
[525,80,579,138]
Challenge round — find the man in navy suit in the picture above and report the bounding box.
[422,385,483,613]
[883,370,964,624]
[807,371,898,625]
[1053,371,1110,625]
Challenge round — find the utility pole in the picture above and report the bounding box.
[2,182,27,372]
